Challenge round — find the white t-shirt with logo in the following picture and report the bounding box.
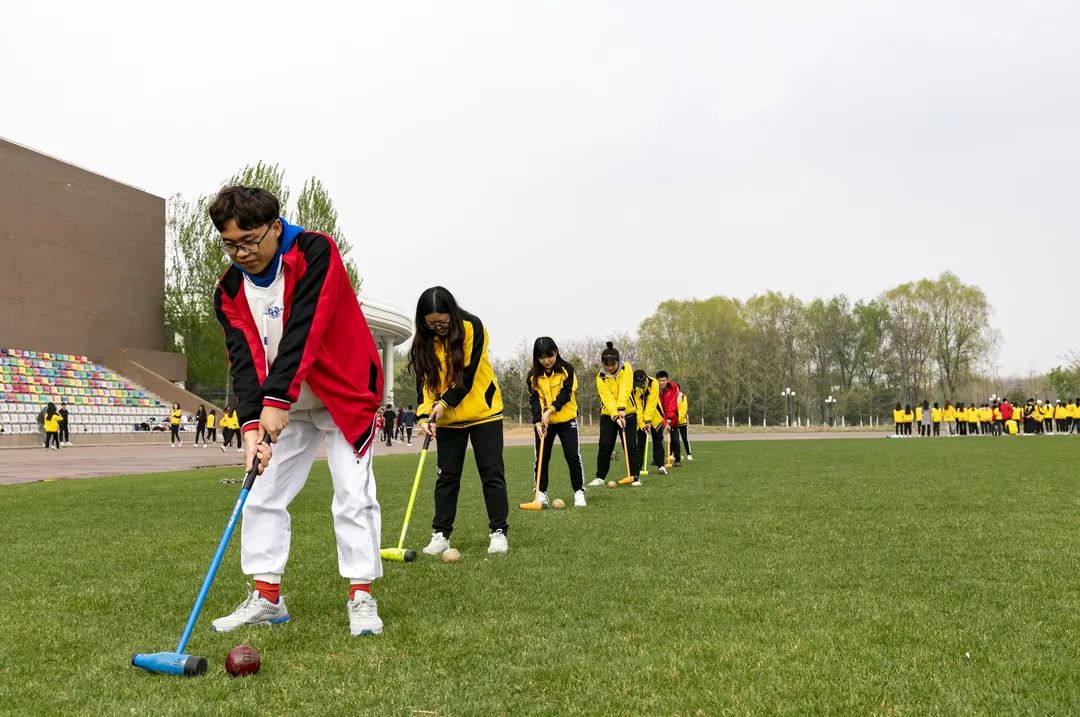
[244,266,322,411]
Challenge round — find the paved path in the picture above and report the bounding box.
[0,431,887,485]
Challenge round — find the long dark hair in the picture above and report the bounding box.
[529,337,571,389]
[408,286,466,394]
[46,402,58,419]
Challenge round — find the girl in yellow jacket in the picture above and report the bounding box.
[893,403,905,436]
[942,401,956,436]
[677,391,692,461]
[527,337,585,508]
[411,286,508,556]
[588,342,642,487]
[168,402,183,447]
[43,401,64,449]
[633,369,666,475]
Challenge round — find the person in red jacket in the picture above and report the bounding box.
[655,371,682,467]
[209,186,385,638]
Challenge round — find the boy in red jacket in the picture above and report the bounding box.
[656,371,682,467]
[209,186,385,637]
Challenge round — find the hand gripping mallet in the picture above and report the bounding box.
[617,423,635,485]
[133,433,272,676]
[519,429,547,511]
[380,434,432,561]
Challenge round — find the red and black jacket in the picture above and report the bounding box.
[658,380,680,427]
[214,230,383,457]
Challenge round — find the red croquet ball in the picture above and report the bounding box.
[225,644,261,677]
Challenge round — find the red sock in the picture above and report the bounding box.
[254,580,280,604]
[349,583,371,599]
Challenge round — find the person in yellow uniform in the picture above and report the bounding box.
[915,404,924,436]
[903,404,915,436]
[893,403,905,436]
[677,391,692,461]
[206,409,217,445]
[979,403,993,435]
[967,403,980,437]
[1032,400,1045,434]
[168,402,183,447]
[942,400,956,436]
[527,337,586,508]
[633,369,666,475]
[589,342,642,487]
[1071,399,1080,434]
[412,286,509,556]
[42,401,64,449]
[1054,400,1067,434]
[931,402,942,436]
[992,402,1003,436]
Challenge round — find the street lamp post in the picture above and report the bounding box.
[781,387,795,427]
[825,395,837,428]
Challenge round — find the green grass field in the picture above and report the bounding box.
[3,437,1080,716]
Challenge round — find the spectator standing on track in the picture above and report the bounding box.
[195,405,207,447]
[382,404,396,447]
[58,401,71,445]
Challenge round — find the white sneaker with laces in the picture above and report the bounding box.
[422,531,450,556]
[687,454,694,461]
[211,589,290,632]
[347,592,383,636]
[537,491,548,506]
[657,466,668,475]
[631,480,642,487]
[587,478,605,487]
[574,490,587,507]
[488,529,509,554]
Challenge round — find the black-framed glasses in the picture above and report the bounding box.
[425,320,451,331]
[219,222,274,256]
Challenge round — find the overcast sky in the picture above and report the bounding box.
[4,1,1077,377]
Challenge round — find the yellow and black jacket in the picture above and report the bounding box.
[169,409,183,426]
[416,312,503,428]
[634,376,663,429]
[677,393,688,426]
[528,364,578,425]
[597,362,635,418]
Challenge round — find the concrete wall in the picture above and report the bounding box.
[0,139,166,361]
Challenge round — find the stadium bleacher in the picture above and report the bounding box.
[0,348,169,435]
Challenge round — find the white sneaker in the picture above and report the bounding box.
[537,491,548,506]
[220,445,227,453]
[346,592,383,636]
[587,478,605,487]
[488,529,509,554]
[687,454,694,461]
[422,531,450,556]
[574,490,587,507]
[211,589,290,632]
[237,448,243,453]
[657,466,668,475]
[631,480,642,487]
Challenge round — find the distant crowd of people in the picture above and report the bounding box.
[376,404,417,447]
[892,398,1080,436]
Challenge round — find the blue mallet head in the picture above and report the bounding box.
[132,651,207,676]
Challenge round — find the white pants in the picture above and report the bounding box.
[240,408,382,583]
